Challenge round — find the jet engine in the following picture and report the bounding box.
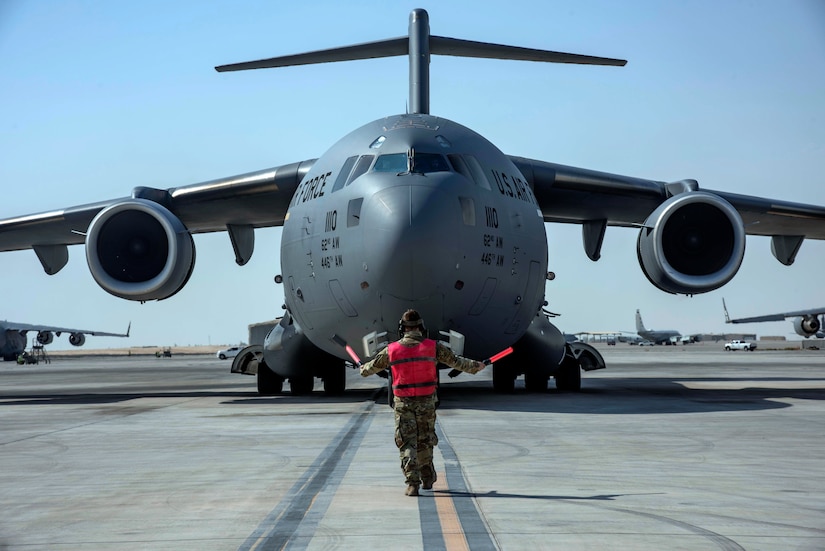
[36,331,54,345]
[69,333,86,347]
[85,199,195,301]
[637,192,745,295]
[793,315,822,338]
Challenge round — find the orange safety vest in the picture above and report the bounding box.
[388,340,438,397]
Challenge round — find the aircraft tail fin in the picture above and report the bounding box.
[635,309,646,333]
[216,9,625,115]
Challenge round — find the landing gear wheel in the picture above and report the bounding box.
[554,357,581,392]
[257,362,284,395]
[323,364,346,396]
[290,375,315,395]
[524,370,549,392]
[492,364,515,393]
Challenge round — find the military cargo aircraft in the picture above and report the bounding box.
[635,309,687,345]
[0,320,130,361]
[1,9,824,396]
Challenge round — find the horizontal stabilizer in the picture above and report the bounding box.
[215,8,626,115]
[429,36,626,66]
[216,36,625,73]
[216,37,408,72]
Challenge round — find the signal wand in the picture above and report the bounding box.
[484,346,514,365]
[331,334,363,367]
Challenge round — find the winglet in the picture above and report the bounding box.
[126,321,131,337]
[722,299,731,323]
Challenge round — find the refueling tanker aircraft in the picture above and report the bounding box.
[0,320,130,361]
[723,299,825,339]
[1,9,825,395]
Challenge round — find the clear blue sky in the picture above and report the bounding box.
[1,0,824,349]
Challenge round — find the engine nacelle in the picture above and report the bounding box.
[36,331,54,345]
[637,192,745,295]
[86,199,195,301]
[69,333,86,347]
[793,315,822,338]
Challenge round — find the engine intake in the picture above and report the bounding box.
[86,199,195,301]
[794,315,822,338]
[69,333,86,347]
[637,192,745,295]
[36,331,54,345]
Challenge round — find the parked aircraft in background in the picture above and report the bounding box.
[1,9,824,396]
[723,299,825,339]
[635,310,686,345]
[0,320,130,361]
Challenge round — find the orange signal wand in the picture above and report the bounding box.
[331,334,362,366]
[484,346,514,365]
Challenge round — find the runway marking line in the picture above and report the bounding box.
[431,470,471,551]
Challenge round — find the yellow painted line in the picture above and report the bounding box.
[432,471,470,551]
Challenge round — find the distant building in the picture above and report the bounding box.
[249,320,279,346]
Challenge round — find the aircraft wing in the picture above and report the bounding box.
[0,160,316,256]
[511,156,825,241]
[1,320,130,338]
[725,309,825,323]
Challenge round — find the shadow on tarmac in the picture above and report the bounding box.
[434,377,825,414]
[2,376,823,415]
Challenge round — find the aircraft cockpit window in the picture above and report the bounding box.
[346,155,375,186]
[369,136,386,149]
[373,152,452,174]
[412,153,450,173]
[331,156,358,193]
[373,153,408,173]
[448,154,492,190]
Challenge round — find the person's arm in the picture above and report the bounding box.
[436,343,485,374]
[360,347,390,377]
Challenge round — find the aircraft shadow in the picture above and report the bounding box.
[0,388,380,407]
[432,377,825,415]
[3,377,822,415]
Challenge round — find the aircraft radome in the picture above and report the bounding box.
[1,9,824,396]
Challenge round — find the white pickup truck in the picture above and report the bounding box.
[724,340,756,351]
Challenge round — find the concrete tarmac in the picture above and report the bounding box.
[1,344,824,550]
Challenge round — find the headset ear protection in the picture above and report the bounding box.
[398,317,426,336]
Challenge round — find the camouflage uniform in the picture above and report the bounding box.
[360,330,485,488]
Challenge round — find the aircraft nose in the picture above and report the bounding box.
[362,180,462,298]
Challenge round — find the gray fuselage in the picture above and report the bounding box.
[280,113,548,360]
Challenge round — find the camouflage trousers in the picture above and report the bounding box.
[393,394,438,486]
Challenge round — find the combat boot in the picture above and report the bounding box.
[405,484,420,497]
[422,467,437,490]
